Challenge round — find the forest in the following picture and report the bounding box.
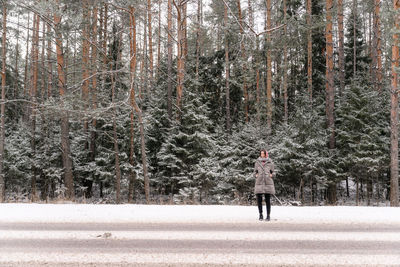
[0,0,399,206]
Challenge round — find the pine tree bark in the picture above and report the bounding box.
[102,3,108,94]
[183,3,187,58]
[0,4,7,202]
[195,0,202,86]
[147,0,154,83]
[390,0,400,207]
[157,0,161,76]
[373,0,383,92]
[266,0,272,130]
[142,9,149,97]
[237,0,249,123]
[81,1,91,198]
[117,5,150,203]
[128,6,137,203]
[283,0,288,123]
[307,0,312,101]
[173,0,186,120]
[338,0,345,97]
[54,5,74,200]
[24,13,30,98]
[167,0,173,120]
[30,13,40,202]
[14,14,20,99]
[39,18,48,200]
[88,4,98,199]
[353,0,357,78]
[82,0,90,150]
[224,2,231,134]
[47,18,52,98]
[256,67,260,123]
[326,0,336,204]
[110,65,121,204]
[40,19,46,102]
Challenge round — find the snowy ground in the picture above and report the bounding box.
[1,204,400,266]
[1,203,400,224]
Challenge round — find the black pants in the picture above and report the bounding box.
[256,193,271,215]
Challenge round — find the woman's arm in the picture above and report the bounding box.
[269,161,275,178]
[253,162,258,178]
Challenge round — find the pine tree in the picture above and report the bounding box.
[271,94,329,204]
[157,89,215,203]
[336,80,389,205]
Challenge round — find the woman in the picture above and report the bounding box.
[253,149,275,221]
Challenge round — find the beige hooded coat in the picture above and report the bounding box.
[253,157,275,195]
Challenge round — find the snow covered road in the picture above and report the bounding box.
[0,204,400,266]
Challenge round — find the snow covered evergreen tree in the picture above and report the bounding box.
[157,88,215,203]
[270,94,330,204]
[336,80,389,204]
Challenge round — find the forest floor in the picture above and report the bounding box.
[0,204,399,266]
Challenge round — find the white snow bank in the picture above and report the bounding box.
[2,230,400,241]
[0,204,399,224]
[1,252,400,266]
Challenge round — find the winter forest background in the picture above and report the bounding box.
[0,0,399,206]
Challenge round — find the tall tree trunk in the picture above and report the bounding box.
[14,14,20,99]
[167,0,173,120]
[195,0,202,87]
[353,0,357,78]
[256,67,260,123]
[30,13,40,202]
[81,1,91,198]
[88,4,98,199]
[40,19,46,102]
[390,0,400,207]
[82,0,90,149]
[283,0,288,123]
[128,6,137,203]
[373,0,383,92]
[0,4,7,202]
[99,3,108,198]
[367,179,373,206]
[47,19,52,98]
[147,0,154,83]
[266,0,272,130]
[356,176,359,206]
[54,6,74,200]
[174,0,185,120]
[307,0,312,101]
[110,65,121,204]
[248,0,254,30]
[338,0,345,97]
[326,0,336,204]
[157,0,161,76]
[224,2,231,134]
[39,18,48,200]
[183,2,187,58]
[142,9,149,97]
[24,13,30,98]
[237,0,249,123]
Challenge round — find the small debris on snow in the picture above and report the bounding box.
[96,232,112,239]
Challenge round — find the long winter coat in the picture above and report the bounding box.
[253,157,275,195]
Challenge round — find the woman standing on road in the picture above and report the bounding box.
[253,149,275,221]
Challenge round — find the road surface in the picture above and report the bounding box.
[1,221,400,266]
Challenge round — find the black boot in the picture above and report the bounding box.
[259,214,263,221]
[266,215,270,221]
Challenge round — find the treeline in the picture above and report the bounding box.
[0,0,399,206]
